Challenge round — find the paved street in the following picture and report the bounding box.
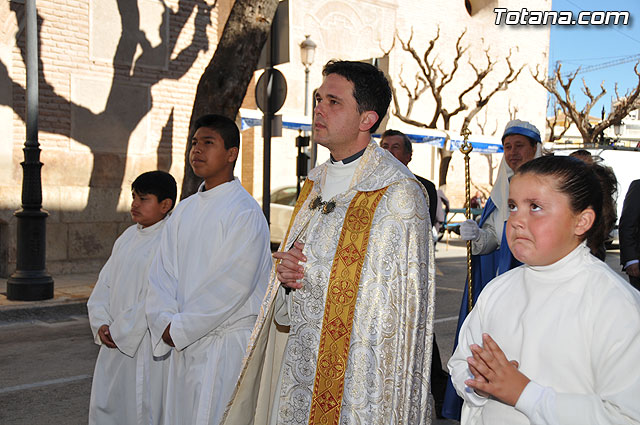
[0,316,97,424]
[0,239,626,424]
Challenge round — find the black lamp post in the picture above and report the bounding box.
[6,0,54,301]
[599,106,606,145]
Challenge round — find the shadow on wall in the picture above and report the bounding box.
[0,206,135,278]
[0,218,8,277]
[0,1,215,275]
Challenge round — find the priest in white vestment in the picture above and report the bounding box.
[221,61,436,425]
[88,170,177,425]
[146,114,272,425]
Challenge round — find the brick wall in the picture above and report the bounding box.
[1,0,227,276]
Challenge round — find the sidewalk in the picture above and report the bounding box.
[0,272,97,323]
[0,240,467,323]
[0,238,626,323]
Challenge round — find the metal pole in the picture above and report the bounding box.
[296,139,302,196]
[7,0,54,301]
[262,70,272,225]
[297,66,310,197]
[459,128,473,313]
[261,23,275,225]
[304,66,310,117]
[310,88,318,168]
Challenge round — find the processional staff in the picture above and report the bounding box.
[459,128,473,313]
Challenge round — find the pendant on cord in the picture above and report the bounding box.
[309,195,336,214]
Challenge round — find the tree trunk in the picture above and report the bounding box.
[181,0,279,199]
[438,150,453,187]
[483,153,494,185]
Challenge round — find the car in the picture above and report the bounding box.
[263,186,297,247]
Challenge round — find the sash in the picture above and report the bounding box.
[279,179,315,253]
[308,187,388,425]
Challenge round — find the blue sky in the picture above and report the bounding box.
[549,0,640,116]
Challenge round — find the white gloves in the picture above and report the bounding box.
[460,219,481,241]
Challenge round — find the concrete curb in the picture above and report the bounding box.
[0,299,88,324]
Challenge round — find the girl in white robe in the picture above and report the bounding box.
[88,171,176,425]
[449,155,640,424]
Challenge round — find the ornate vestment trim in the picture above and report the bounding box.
[308,187,388,425]
[279,179,315,254]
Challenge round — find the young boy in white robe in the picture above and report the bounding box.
[449,155,640,425]
[88,170,177,425]
[145,114,271,425]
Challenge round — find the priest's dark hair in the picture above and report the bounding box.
[193,114,240,150]
[132,171,177,211]
[516,155,617,256]
[322,60,391,134]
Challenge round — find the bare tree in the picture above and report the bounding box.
[508,100,519,121]
[545,97,570,143]
[181,0,279,198]
[476,109,499,185]
[533,62,640,145]
[384,27,522,186]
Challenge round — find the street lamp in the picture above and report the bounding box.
[599,106,606,145]
[300,35,317,116]
[614,121,625,137]
[6,0,54,300]
[299,35,316,187]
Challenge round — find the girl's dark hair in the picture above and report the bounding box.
[516,155,617,253]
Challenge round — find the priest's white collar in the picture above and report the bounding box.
[329,146,367,165]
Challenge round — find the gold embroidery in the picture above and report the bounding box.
[308,187,388,425]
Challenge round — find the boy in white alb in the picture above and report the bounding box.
[88,170,177,425]
[146,114,272,425]
[448,156,640,425]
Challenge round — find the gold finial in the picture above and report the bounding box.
[460,127,473,155]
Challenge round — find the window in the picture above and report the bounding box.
[272,187,298,206]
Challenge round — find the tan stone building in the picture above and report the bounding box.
[1,0,550,277]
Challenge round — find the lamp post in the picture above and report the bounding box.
[298,35,316,195]
[6,0,54,300]
[599,106,606,145]
[300,35,316,117]
[614,121,625,138]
